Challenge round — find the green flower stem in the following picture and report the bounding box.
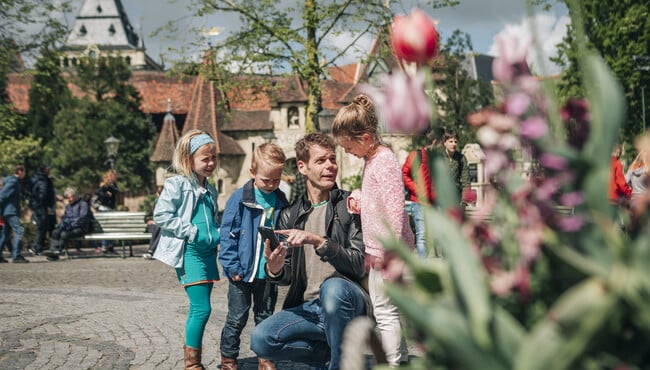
[543,228,610,278]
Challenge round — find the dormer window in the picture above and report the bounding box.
[96,5,102,13]
[108,24,116,36]
[79,25,87,36]
[288,107,299,128]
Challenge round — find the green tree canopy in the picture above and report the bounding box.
[181,0,457,132]
[433,30,494,145]
[47,56,155,194]
[553,0,650,143]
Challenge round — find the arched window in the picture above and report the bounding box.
[287,107,299,128]
[79,25,87,36]
[125,56,131,65]
[96,5,102,13]
[108,24,116,36]
[71,57,77,65]
[63,57,69,67]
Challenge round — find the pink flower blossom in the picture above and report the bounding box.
[360,71,431,134]
[390,9,439,65]
[557,215,585,231]
[492,33,531,83]
[487,113,517,131]
[560,191,584,207]
[539,153,568,171]
[520,116,548,139]
[504,92,531,116]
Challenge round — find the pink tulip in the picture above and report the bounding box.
[360,71,431,133]
[390,9,439,64]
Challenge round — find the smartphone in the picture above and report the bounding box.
[258,226,281,251]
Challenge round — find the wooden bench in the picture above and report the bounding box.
[66,211,152,258]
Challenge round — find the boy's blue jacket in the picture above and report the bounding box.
[218,179,289,282]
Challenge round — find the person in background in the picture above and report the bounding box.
[250,133,368,370]
[401,129,441,258]
[0,165,28,263]
[142,185,163,260]
[331,94,414,366]
[625,149,649,213]
[218,143,290,370]
[153,129,220,370]
[440,129,471,206]
[609,144,632,206]
[95,169,119,254]
[43,187,94,261]
[28,164,56,256]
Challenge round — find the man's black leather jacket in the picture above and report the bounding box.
[269,187,368,311]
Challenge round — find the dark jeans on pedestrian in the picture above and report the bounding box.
[147,224,162,253]
[250,277,366,370]
[30,208,53,253]
[0,215,24,259]
[49,227,86,252]
[220,278,278,359]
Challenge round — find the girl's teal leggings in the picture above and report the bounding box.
[184,283,213,349]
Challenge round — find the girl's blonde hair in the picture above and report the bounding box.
[331,94,380,143]
[172,129,215,178]
[251,143,286,173]
[100,169,117,187]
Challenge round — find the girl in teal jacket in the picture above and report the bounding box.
[153,129,220,369]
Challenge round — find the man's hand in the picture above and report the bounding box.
[275,229,324,248]
[264,238,286,276]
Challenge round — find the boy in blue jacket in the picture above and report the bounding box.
[218,143,289,370]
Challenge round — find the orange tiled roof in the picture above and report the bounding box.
[327,64,361,84]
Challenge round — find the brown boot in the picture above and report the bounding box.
[183,345,205,370]
[220,354,238,370]
[258,357,276,370]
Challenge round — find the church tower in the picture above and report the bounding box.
[60,0,162,70]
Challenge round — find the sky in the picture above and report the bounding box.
[59,0,570,75]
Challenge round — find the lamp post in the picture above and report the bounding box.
[104,135,120,169]
[317,109,336,133]
[633,55,649,132]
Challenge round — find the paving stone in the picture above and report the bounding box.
[0,245,417,369]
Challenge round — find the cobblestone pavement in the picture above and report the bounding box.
[0,246,406,370]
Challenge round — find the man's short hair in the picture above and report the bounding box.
[14,165,25,174]
[295,133,336,163]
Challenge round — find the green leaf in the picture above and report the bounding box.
[425,206,492,348]
[514,278,616,370]
[387,288,507,370]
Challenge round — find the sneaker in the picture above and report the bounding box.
[46,255,60,262]
[142,253,153,260]
[103,247,118,255]
[28,247,42,256]
[11,255,29,263]
[0,256,8,263]
[43,249,61,257]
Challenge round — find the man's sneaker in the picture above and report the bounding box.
[142,253,153,260]
[28,247,42,256]
[11,255,29,263]
[46,255,60,261]
[0,256,8,263]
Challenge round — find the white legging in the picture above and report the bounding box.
[368,268,408,366]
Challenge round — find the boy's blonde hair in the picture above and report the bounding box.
[172,129,216,178]
[331,94,380,143]
[251,143,286,173]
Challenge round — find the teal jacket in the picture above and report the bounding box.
[153,175,219,268]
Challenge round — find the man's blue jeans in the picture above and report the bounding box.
[250,277,366,370]
[1,215,24,259]
[407,202,427,258]
[220,278,278,358]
